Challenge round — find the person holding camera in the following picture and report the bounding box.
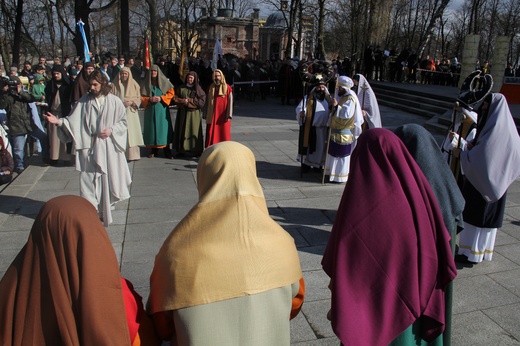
[0,76,35,173]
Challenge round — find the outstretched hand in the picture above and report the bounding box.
[44,112,60,125]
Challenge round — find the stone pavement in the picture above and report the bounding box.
[1,87,519,345]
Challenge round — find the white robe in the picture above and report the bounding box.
[458,222,497,262]
[324,90,363,182]
[295,96,329,168]
[356,74,382,129]
[441,109,477,176]
[58,93,131,226]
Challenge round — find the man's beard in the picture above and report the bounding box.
[214,80,221,86]
[89,90,101,97]
[315,90,326,101]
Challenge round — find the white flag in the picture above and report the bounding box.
[211,38,223,71]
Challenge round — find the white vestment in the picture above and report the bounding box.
[295,96,329,168]
[356,74,382,129]
[324,89,363,183]
[58,93,131,226]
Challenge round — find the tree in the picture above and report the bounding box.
[78,0,117,57]
[416,0,451,58]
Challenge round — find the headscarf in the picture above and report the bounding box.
[460,93,520,202]
[354,73,382,128]
[112,66,141,111]
[394,124,465,234]
[177,71,206,109]
[0,195,131,345]
[140,64,173,96]
[50,64,71,85]
[184,71,205,97]
[148,141,302,313]
[209,68,228,96]
[322,128,457,346]
[71,62,95,102]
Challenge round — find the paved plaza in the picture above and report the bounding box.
[1,87,519,345]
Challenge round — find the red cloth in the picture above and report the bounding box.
[205,85,232,147]
[322,128,457,345]
[121,278,141,343]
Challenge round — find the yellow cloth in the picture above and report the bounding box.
[148,141,302,313]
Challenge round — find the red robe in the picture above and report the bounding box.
[205,84,232,147]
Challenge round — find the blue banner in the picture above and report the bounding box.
[77,20,90,62]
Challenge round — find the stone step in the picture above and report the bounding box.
[370,81,520,135]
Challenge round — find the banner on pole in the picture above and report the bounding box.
[211,38,223,71]
[77,20,91,62]
[144,35,152,69]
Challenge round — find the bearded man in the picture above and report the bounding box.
[296,80,332,171]
[112,66,144,161]
[44,70,131,226]
[205,69,233,147]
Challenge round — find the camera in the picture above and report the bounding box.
[0,76,18,87]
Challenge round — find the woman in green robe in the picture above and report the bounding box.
[141,64,175,158]
[173,71,206,157]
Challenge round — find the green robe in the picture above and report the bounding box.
[173,86,204,155]
[143,85,173,146]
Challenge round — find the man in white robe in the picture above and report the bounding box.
[45,70,131,226]
[296,82,332,171]
[324,76,363,183]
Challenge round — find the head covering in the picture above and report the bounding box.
[148,141,302,313]
[179,71,206,109]
[184,70,204,94]
[34,74,45,83]
[458,70,493,109]
[337,75,354,89]
[141,64,174,96]
[394,124,465,234]
[112,66,141,109]
[460,93,520,202]
[322,128,457,345]
[71,62,95,101]
[0,195,131,345]
[211,68,229,96]
[50,64,71,85]
[354,73,382,128]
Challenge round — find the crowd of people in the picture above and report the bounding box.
[0,50,520,345]
[0,54,237,226]
[0,54,235,181]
